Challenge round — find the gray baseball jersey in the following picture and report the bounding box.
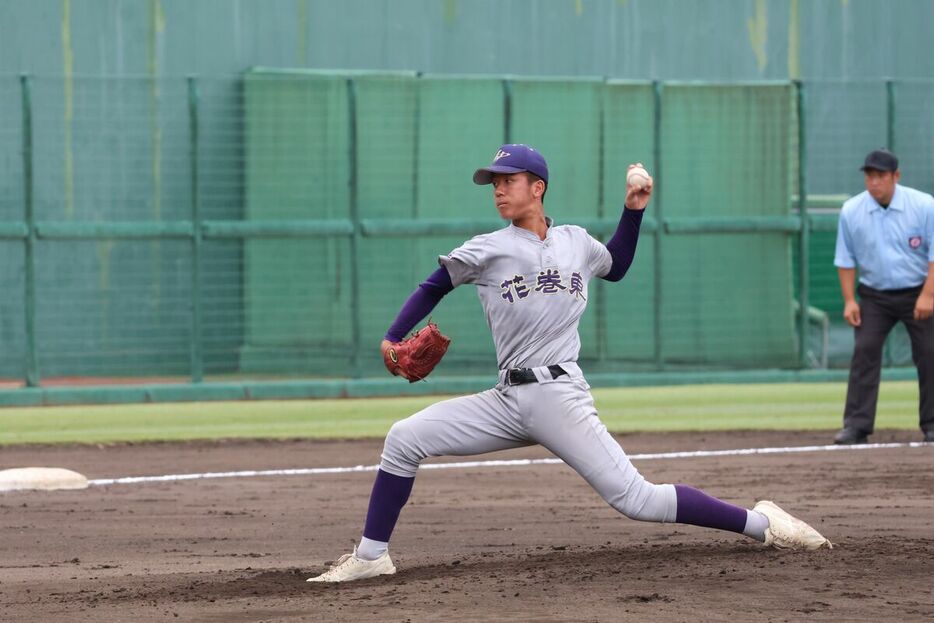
[380,217,677,523]
[439,218,613,370]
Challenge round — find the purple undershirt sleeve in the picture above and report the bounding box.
[384,266,455,342]
[601,207,644,282]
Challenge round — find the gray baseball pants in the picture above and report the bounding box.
[379,362,677,522]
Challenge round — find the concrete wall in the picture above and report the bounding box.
[1,0,932,80]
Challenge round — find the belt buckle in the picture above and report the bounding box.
[506,368,522,386]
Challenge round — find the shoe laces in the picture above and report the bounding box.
[327,544,360,569]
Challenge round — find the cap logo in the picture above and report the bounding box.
[909,236,922,249]
[493,149,511,161]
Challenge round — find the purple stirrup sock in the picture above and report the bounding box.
[362,469,415,542]
[674,484,747,534]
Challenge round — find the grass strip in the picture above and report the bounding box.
[0,381,919,445]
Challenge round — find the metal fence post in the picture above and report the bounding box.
[595,80,607,363]
[188,76,204,382]
[795,80,810,368]
[885,79,895,152]
[21,73,39,387]
[411,76,422,222]
[348,77,362,377]
[652,80,664,370]
[882,78,896,366]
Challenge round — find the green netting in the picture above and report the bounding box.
[414,77,506,365]
[354,74,420,369]
[508,78,604,220]
[661,84,796,366]
[34,239,194,376]
[23,78,194,378]
[416,76,506,218]
[242,72,353,375]
[0,241,25,380]
[508,78,605,359]
[0,77,24,380]
[196,78,247,222]
[797,81,888,337]
[0,76,23,223]
[602,82,657,362]
[804,81,888,196]
[799,80,929,367]
[3,73,932,392]
[892,81,934,199]
[30,77,193,222]
[193,78,248,375]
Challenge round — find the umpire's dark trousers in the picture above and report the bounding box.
[843,284,934,434]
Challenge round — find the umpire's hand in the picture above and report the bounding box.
[914,293,934,321]
[843,300,861,327]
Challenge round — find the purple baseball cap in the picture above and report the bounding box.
[473,144,549,185]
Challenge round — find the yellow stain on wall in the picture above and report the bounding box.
[747,0,768,74]
[149,0,164,222]
[443,0,457,23]
[152,0,165,33]
[788,0,800,79]
[61,0,74,218]
[297,0,308,65]
[149,0,165,303]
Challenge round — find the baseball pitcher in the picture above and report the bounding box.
[308,144,831,583]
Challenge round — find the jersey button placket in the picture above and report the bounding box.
[542,241,554,265]
[880,210,894,286]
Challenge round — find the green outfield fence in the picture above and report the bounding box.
[1,72,931,405]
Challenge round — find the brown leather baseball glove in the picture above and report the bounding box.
[382,322,451,383]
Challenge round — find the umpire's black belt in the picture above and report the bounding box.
[505,364,567,386]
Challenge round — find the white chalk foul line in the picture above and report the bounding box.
[87,441,930,487]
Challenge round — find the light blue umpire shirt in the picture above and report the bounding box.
[834,184,934,290]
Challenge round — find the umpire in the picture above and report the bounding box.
[833,148,934,444]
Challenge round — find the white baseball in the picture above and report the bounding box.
[627,166,651,190]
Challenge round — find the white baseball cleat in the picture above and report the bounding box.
[754,500,832,550]
[306,547,396,583]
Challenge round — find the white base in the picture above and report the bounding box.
[0,467,89,492]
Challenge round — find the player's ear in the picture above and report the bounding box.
[533,178,545,199]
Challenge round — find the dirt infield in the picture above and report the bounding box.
[2,429,932,622]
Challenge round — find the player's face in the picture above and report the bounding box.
[491,173,543,221]
[864,169,900,205]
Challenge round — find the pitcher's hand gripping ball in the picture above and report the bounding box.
[383,322,451,382]
[626,164,652,190]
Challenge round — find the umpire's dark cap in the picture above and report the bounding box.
[860,148,899,172]
[473,144,549,185]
